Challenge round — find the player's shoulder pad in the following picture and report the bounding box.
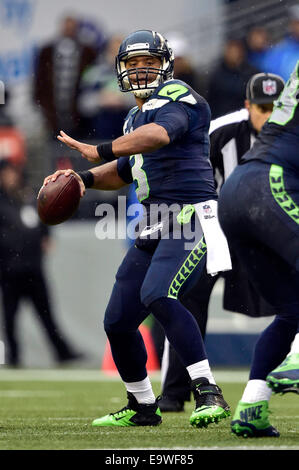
[125,106,139,120]
[123,106,139,133]
[156,79,197,105]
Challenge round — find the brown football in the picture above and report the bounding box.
[37,174,81,225]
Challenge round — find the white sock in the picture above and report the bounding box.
[241,379,272,404]
[289,333,299,355]
[186,359,216,384]
[124,376,156,404]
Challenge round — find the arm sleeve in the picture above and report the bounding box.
[117,157,133,184]
[154,101,190,143]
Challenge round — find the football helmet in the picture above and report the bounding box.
[116,30,174,99]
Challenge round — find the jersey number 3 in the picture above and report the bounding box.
[130,154,149,202]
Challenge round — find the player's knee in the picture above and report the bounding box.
[104,279,142,334]
[103,312,117,335]
[103,300,131,335]
[140,280,166,308]
[103,287,127,335]
[103,314,126,335]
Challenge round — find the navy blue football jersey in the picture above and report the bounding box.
[117,79,217,206]
[242,60,299,174]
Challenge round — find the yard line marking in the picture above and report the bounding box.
[0,369,250,383]
[0,390,63,397]
[47,417,96,420]
[2,417,95,420]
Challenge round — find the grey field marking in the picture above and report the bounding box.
[0,369,249,383]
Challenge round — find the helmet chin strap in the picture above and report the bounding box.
[132,88,155,99]
[131,76,161,99]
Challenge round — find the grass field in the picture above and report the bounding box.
[0,369,298,451]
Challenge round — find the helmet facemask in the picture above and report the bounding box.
[118,56,166,98]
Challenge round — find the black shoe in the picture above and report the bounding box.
[92,392,162,427]
[190,377,231,427]
[158,396,185,412]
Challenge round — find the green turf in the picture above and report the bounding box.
[0,376,298,450]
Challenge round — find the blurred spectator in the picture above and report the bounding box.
[0,90,13,127]
[78,34,134,140]
[33,15,97,138]
[0,160,82,366]
[77,18,107,54]
[262,5,299,81]
[246,26,272,71]
[207,38,259,118]
[166,32,203,93]
[0,90,26,167]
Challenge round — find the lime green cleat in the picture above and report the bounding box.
[266,353,299,394]
[190,378,231,428]
[92,392,162,427]
[231,400,280,438]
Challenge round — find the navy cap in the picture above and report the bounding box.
[246,73,285,104]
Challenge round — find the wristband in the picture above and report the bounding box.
[96,142,115,162]
[77,170,94,188]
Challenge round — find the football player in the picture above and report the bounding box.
[218,60,299,437]
[159,72,288,413]
[44,30,231,428]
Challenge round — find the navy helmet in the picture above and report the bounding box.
[116,30,174,99]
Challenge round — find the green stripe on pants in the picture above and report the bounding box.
[168,237,207,299]
[269,164,299,224]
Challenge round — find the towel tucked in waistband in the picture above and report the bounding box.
[194,200,232,276]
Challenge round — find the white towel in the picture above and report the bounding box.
[194,200,232,276]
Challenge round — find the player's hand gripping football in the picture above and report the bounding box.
[43,169,86,197]
[57,130,101,163]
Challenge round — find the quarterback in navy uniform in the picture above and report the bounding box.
[218,60,299,438]
[44,30,231,428]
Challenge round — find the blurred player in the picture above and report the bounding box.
[218,61,299,438]
[159,72,287,412]
[0,161,82,366]
[44,30,232,428]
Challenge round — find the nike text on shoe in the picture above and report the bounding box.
[231,400,280,438]
[266,353,299,394]
[190,377,231,428]
[91,392,162,427]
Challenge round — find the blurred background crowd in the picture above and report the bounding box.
[1,0,298,216]
[0,0,298,368]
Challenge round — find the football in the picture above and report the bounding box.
[37,174,81,225]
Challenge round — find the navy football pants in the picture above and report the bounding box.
[103,224,208,382]
[218,161,299,380]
